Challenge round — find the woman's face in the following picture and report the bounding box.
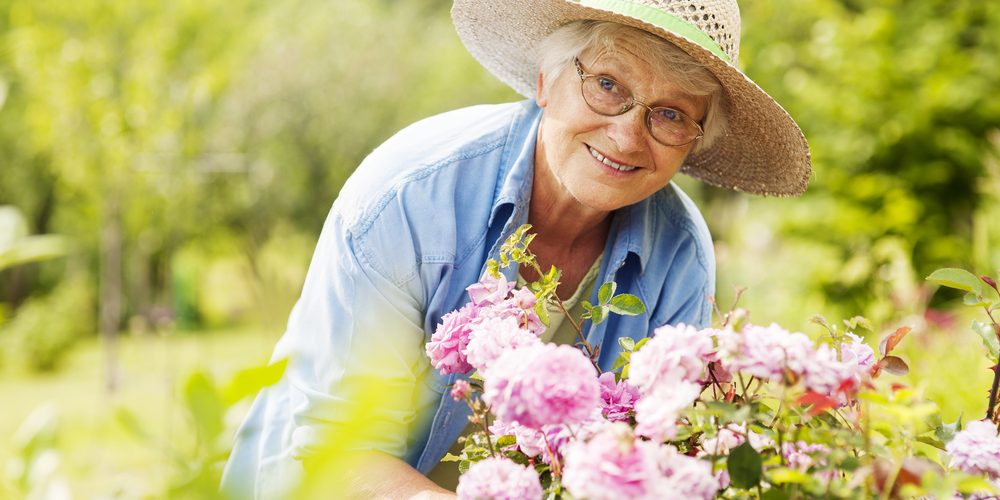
[535,47,708,213]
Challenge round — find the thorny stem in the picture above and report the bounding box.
[465,396,496,458]
[988,360,1000,423]
[985,305,1000,422]
[738,373,753,399]
[878,463,902,500]
[862,398,873,498]
[832,406,857,431]
[769,381,788,428]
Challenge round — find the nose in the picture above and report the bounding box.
[605,106,648,154]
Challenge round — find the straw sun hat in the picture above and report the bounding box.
[452,0,812,196]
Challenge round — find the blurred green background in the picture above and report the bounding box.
[0,0,997,497]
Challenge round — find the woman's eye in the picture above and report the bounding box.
[597,77,617,92]
[654,108,682,122]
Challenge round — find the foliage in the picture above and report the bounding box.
[926,267,1000,420]
[0,204,70,327]
[116,358,286,497]
[0,205,69,274]
[4,405,71,500]
[726,0,1000,318]
[0,276,94,372]
[0,0,514,337]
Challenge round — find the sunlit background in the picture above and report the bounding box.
[1,0,998,497]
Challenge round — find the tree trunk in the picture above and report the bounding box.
[99,199,123,393]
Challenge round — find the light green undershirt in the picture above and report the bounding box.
[426,255,603,490]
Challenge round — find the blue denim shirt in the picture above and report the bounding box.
[221,100,715,498]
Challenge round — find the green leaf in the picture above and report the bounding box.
[608,294,646,316]
[810,314,830,330]
[618,337,635,352]
[610,352,630,372]
[221,358,288,406]
[534,300,550,327]
[727,441,763,489]
[843,315,873,333]
[590,305,607,325]
[633,337,650,352]
[838,456,861,472]
[760,486,792,500]
[598,282,616,305]
[495,435,517,448]
[964,292,990,307]
[927,268,987,295]
[544,265,559,282]
[956,475,998,494]
[115,408,152,442]
[768,467,810,484]
[916,435,946,450]
[0,234,71,272]
[934,415,962,446]
[972,320,1000,361]
[183,371,225,443]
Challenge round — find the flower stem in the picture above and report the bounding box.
[987,360,1000,422]
[526,255,601,372]
[985,306,1000,422]
[467,398,496,458]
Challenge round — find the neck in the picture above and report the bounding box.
[529,137,612,251]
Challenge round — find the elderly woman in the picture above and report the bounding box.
[223,0,810,497]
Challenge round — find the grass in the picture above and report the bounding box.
[0,327,280,499]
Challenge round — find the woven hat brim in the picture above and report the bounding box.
[452,0,812,197]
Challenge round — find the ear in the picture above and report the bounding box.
[535,71,548,107]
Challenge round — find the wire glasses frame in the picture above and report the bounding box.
[574,58,704,147]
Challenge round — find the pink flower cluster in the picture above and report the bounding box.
[425,274,544,375]
[627,324,715,441]
[946,420,1000,479]
[426,276,896,497]
[698,423,774,456]
[840,332,876,372]
[718,324,870,397]
[628,324,715,390]
[562,423,718,500]
[465,316,539,373]
[782,441,830,472]
[491,417,605,465]
[634,381,701,442]
[484,343,600,430]
[598,372,640,423]
[456,457,542,500]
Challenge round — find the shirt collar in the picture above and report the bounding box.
[606,198,652,275]
[488,100,542,229]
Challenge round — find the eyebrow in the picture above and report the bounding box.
[587,61,700,104]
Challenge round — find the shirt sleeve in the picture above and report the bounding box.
[273,206,435,462]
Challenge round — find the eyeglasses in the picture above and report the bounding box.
[574,58,704,147]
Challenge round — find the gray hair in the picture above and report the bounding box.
[537,20,728,151]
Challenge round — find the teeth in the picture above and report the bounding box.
[589,147,637,172]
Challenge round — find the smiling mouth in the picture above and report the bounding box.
[588,146,638,172]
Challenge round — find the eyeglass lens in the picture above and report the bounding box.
[579,73,701,146]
